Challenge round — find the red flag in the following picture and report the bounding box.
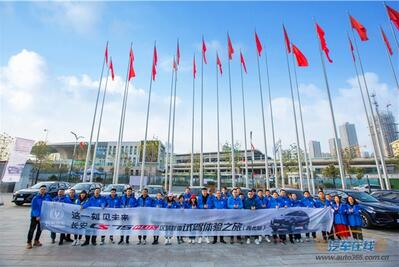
[79,141,86,150]
[348,36,356,62]
[152,46,157,81]
[173,57,177,71]
[350,15,369,41]
[128,48,135,80]
[227,34,234,60]
[240,51,247,74]
[283,25,291,54]
[216,53,222,75]
[109,59,115,81]
[193,55,197,79]
[386,4,399,30]
[381,27,393,56]
[255,31,263,56]
[292,44,309,67]
[105,42,109,65]
[177,40,180,65]
[316,23,333,63]
[202,37,207,64]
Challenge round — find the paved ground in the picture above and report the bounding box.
[0,193,398,267]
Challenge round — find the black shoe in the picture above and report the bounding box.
[65,238,73,242]
[81,241,90,247]
[221,240,226,244]
[126,240,129,244]
[118,240,124,245]
[51,239,55,244]
[137,241,141,245]
[212,240,217,244]
[58,241,63,246]
[152,241,158,245]
[92,242,97,246]
[290,239,294,244]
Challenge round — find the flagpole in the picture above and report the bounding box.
[190,54,196,187]
[113,43,132,184]
[83,41,107,182]
[278,140,285,188]
[264,51,277,187]
[216,52,221,190]
[255,38,270,189]
[313,22,345,189]
[284,35,303,190]
[291,51,311,192]
[169,56,178,193]
[227,33,236,188]
[239,50,249,188]
[384,2,399,51]
[164,63,175,191]
[348,34,384,188]
[90,60,110,182]
[140,41,156,191]
[380,27,399,89]
[200,36,204,188]
[349,17,390,189]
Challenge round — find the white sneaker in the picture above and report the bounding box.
[258,236,262,242]
[72,240,77,246]
[255,239,260,245]
[300,239,304,243]
[198,237,202,244]
[265,236,271,243]
[164,239,168,245]
[246,238,251,244]
[77,240,81,246]
[205,237,210,244]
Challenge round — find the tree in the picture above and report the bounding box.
[30,141,50,185]
[322,164,340,189]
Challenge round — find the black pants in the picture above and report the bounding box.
[85,235,97,244]
[27,217,41,243]
[138,235,147,241]
[120,236,130,242]
[328,225,335,240]
[213,236,224,242]
[51,232,66,243]
[101,235,113,242]
[74,234,82,240]
[230,236,242,242]
[350,226,363,240]
[306,232,316,238]
[321,231,328,240]
[272,234,286,241]
[153,236,159,242]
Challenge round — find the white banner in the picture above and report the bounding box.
[41,201,334,236]
[1,137,35,183]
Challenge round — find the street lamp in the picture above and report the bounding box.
[69,131,84,181]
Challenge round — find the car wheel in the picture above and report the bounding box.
[15,202,24,206]
[360,213,371,228]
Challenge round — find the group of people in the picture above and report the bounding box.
[26,184,363,249]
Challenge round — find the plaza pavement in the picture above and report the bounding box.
[0,193,398,267]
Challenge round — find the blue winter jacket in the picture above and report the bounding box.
[244,197,260,209]
[267,197,282,209]
[301,197,316,208]
[315,199,331,208]
[346,204,362,227]
[279,196,292,208]
[121,195,137,208]
[75,197,89,206]
[212,197,227,209]
[227,196,243,209]
[198,194,212,209]
[183,193,191,203]
[64,195,78,204]
[164,200,177,208]
[52,195,68,203]
[105,195,121,208]
[331,202,348,225]
[137,196,153,207]
[257,196,268,209]
[31,194,51,217]
[290,199,301,207]
[175,201,187,209]
[153,198,165,208]
[82,195,106,209]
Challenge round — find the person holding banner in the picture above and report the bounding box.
[244,191,261,245]
[152,192,165,245]
[187,195,198,243]
[288,193,303,243]
[137,188,153,245]
[81,188,105,246]
[301,191,317,242]
[212,190,227,244]
[346,195,363,240]
[198,187,212,244]
[64,188,77,243]
[331,195,350,239]
[227,188,243,244]
[101,188,121,245]
[119,187,137,245]
[73,190,88,246]
[268,191,286,244]
[26,184,51,249]
[51,188,71,245]
[257,189,271,243]
[221,187,230,200]
[164,193,176,245]
[315,191,330,242]
[183,187,192,203]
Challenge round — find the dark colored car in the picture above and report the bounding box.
[66,182,103,197]
[269,187,305,200]
[325,189,399,228]
[270,210,310,233]
[12,181,71,206]
[371,190,399,206]
[101,184,129,197]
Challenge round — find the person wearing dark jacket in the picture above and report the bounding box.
[51,188,70,245]
[212,190,227,244]
[81,188,105,246]
[26,185,51,249]
[137,188,153,245]
[331,195,350,239]
[244,191,261,245]
[346,196,363,240]
[119,187,137,244]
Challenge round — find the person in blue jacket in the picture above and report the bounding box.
[212,190,227,244]
[256,189,270,243]
[51,188,70,245]
[301,191,317,241]
[26,184,51,249]
[137,188,153,245]
[279,189,292,208]
[244,191,261,245]
[175,194,186,209]
[268,191,287,243]
[346,195,363,240]
[315,191,331,242]
[265,189,272,200]
[288,193,303,243]
[164,193,176,245]
[197,188,211,244]
[63,188,77,243]
[331,195,350,239]
[183,187,192,204]
[71,190,88,246]
[227,188,243,244]
[221,187,230,200]
[81,187,105,246]
[186,195,198,243]
[207,189,216,209]
[118,187,137,244]
[100,188,121,245]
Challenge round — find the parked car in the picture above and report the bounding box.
[12,181,71,206]
[353,184,382,193]
[66,182,103,197]
[100,184,129,197]
[145,185,167,198]
[325,189,399,228]
[371,190,399,206]
[269,187,305,200]
[270,210,310,233]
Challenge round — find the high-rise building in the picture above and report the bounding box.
[339,122,361,158]
[377,109,398,157]
[329,138,342,158]
[308,140,322,159]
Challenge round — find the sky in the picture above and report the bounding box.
[0,1,398,156]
